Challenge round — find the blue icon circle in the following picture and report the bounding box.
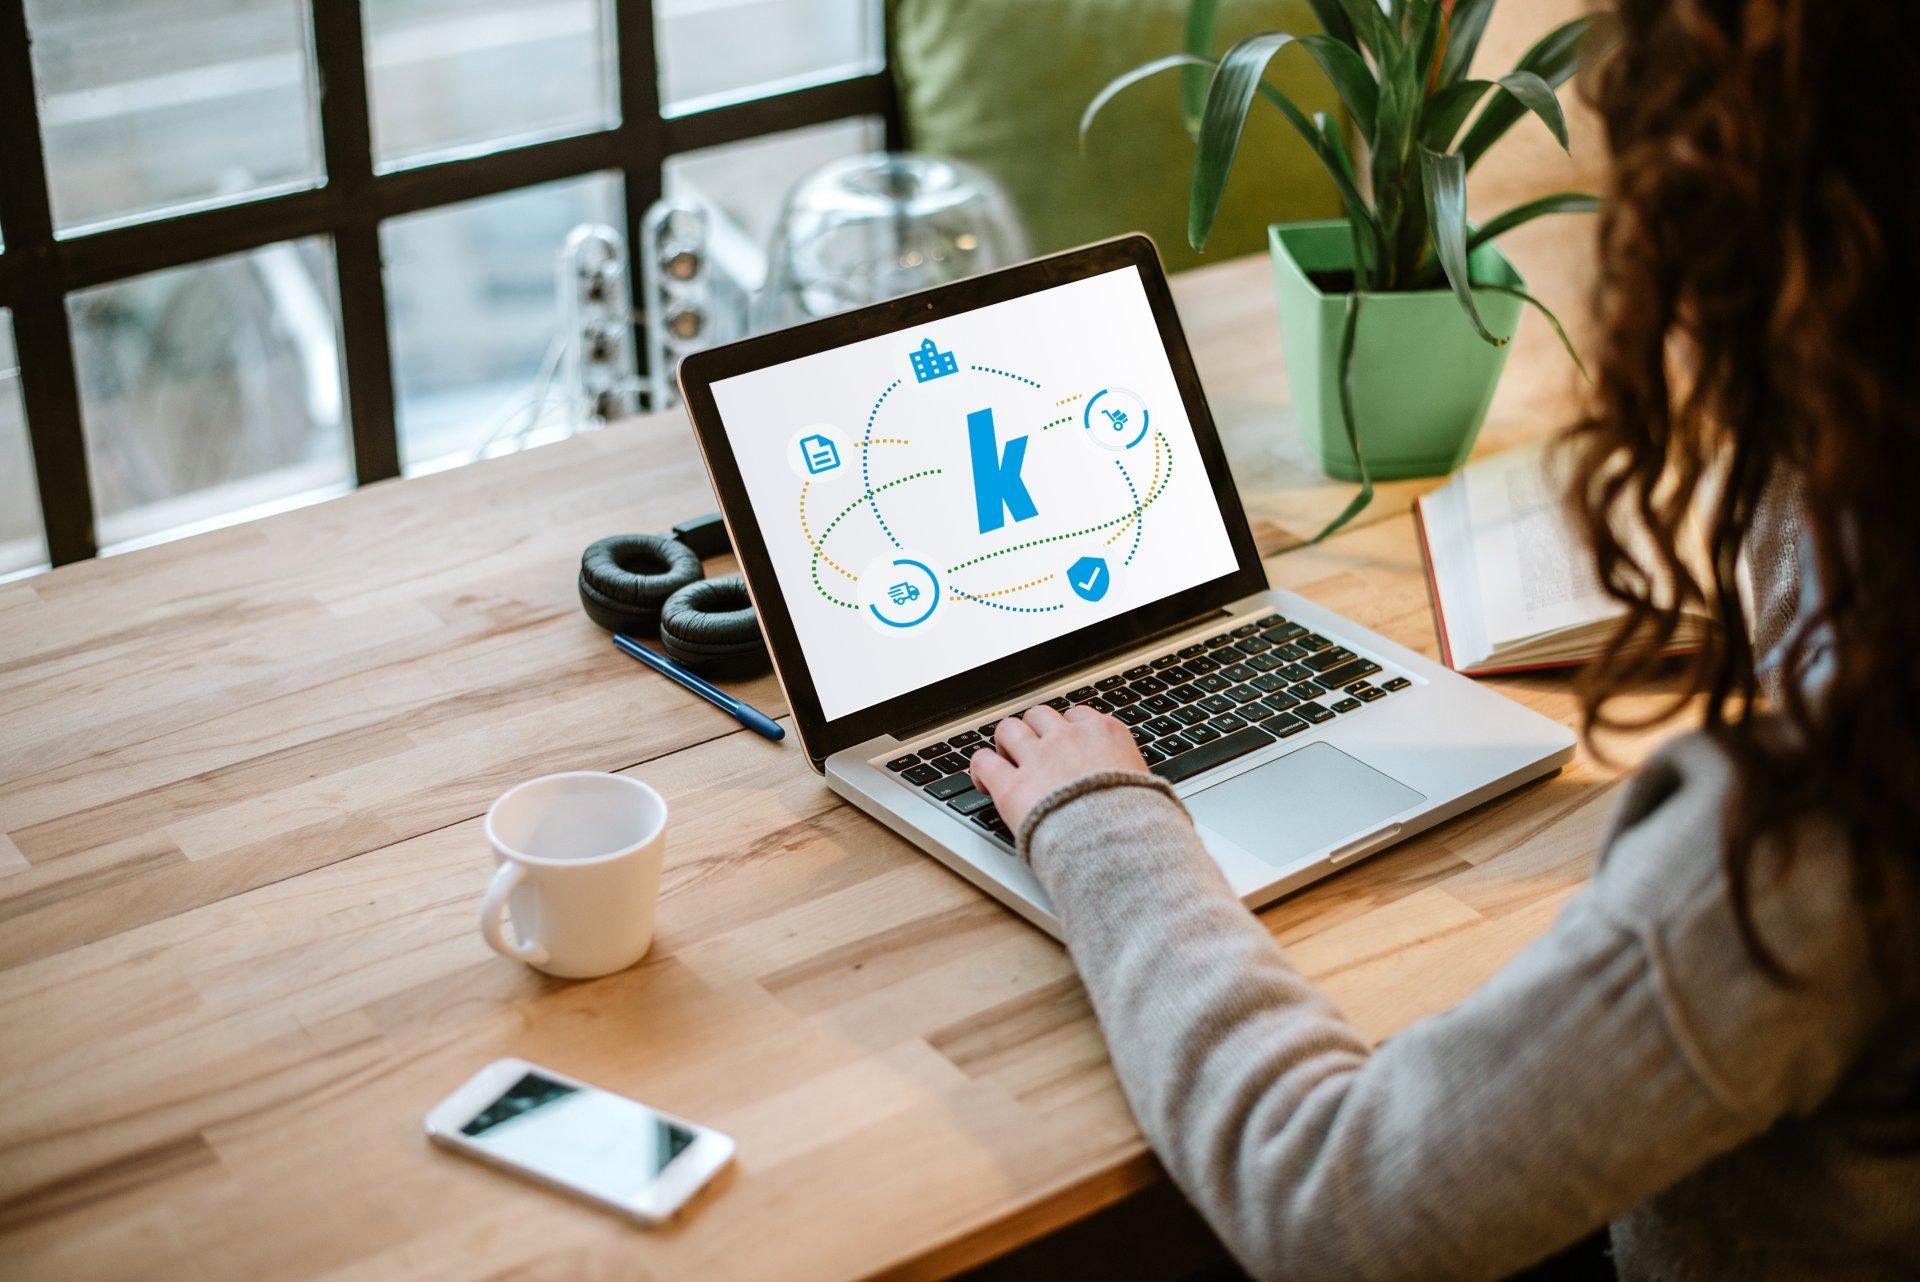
[865,556,941,629]
[1083,388,1150,450]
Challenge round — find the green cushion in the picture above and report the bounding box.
[889,0,1343,273]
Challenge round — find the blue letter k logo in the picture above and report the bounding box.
[966,407,1038,533]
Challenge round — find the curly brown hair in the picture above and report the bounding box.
[1567,0,1920,981]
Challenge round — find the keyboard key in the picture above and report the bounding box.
[1297,631,1331,651]
[1277,662,1313,683]
[1129,676,1167,695]
[978,721,1001,738]
[903,763,942,785]
[1186,655,1221,674]
[1297,702,1335,724]
[947,788,995,815]
[1198,694,1236,715]
[1203,634,1236,649]
[1274,642,1310,662]
[1129,726,1153,746]
[1306,647,1357,674]
[1209,712,1248,734]
[1251,673,1285,693]
[1095,675,1126,691]
[1171,705,1208,726]
[1353,685,1388,702]
[1145,715,1182,737]
[1045,696,1072,711]
[1115,704,1152,725]
[1261,711,1309,737]
[1084,696,1114,713]
[1234,636,1271,654]
[1185,723,1222,745]
[1260,691,1300,715]
[1150,654,1181,670]
[1106,686,1140,706]
[1314,656,1382,688]
[1331,696,1362,714]
[949,731,984,750]
[1256,613,1283,627]
[886,754,919,772]
[1123,665,1153,680]
[1140,744,1169,765]
[1261,622,1306,644]
[1067,686,1097,701]
[1247,652,1285,672]
[1142,693,1178,714]
[1290,680,1327,700]
[926,772,974,799]
[1169,683,1205,704]
[1226,685,1265,706]
[971,807,1005,831]
[1151,726,1276,783]
[1195,673,1229,693]
[1156,730,1193,754]
[930,753,968,775]
[1221,662,1257,682]
[1159,664,1192,683]
[1231,623,1261,637]
[1383,676,1412,692]
[1177,643,1207,658]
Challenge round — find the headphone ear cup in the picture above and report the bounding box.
[578,534,704,636]
[658,576,769,679]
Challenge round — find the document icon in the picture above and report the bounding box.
[800,432,841,475]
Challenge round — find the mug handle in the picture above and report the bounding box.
[480,861,552,967]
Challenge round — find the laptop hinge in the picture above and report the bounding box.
[894,607,1235,738]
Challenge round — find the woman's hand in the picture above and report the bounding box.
[969,704,1148,833]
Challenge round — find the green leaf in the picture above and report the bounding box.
[1420,77,1493,150]
[1438,0,1496,84]
[1081,53,1215,149]
[1335,0,1400,62]
[1316,110,1376,287]
[1458,16,1591,169]
[1418,144,1507,346]
[1304,0,1358,51]
[1492,69,1570,150]
[1482,283,1590,381]
[1408,0,1445,95]
[1464,190,1599,252]
[1181,0,1221,139]
[1298,31,1380,137]
[1313,291,1375,542]
[1191,32,1381,250]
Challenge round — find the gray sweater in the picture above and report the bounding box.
[1018,505,1917,1279]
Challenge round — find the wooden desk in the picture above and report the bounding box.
[0,250,1665,1280]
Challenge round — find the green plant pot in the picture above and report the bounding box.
[1269,220,1525,482]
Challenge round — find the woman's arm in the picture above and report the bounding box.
[971,709,1880,1282]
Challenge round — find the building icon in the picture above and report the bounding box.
[909,337,958,383]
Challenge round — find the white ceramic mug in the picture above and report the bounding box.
[481,772,667,979]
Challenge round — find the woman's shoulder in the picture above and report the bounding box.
[1585,724,1892,1115]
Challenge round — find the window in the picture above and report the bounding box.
[0,0,898,570]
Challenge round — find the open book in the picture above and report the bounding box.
[1413,441,1714,676]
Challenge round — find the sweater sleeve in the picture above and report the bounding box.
[1022,736,1881,1282]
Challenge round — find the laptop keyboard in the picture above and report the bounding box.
[879,612,1413,848]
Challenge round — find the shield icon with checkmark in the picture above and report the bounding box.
[1067,555,1110,603]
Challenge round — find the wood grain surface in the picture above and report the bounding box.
[1,16,1647,1268]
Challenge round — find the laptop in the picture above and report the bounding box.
[678,236,1575,937]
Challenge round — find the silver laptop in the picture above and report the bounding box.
[678,236,1574,938]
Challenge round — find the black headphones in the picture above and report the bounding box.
[578,514,770,679]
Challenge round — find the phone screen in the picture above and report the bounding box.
[459,1070,698,1203]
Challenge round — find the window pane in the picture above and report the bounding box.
[666,116,881,253]
[25,0,324,236]
[0,313,50,579]
[70,239,353,553]
[383,173,622,475]
[657,0,881,115]
[364,0,618,170]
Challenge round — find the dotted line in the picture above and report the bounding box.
[799,481,857,582]
[1104,438,1162,554]
[968,572,1056,599]
[970,363,1041,389]
[859,437,909,447]
[1056,393,1083,406]
[864,379,904,549]
[946,432,1172,573]
[1112,461,1144,566]
[953,589,1065,614]
[1038,415,1072,432]
[809,469,942,610]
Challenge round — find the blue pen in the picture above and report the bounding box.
[611,633,785,742]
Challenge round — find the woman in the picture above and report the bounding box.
[968,2,1919,1278]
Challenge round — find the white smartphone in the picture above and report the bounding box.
[425,1058,734,1225]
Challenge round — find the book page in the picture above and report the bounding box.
[1464,441,1619,649]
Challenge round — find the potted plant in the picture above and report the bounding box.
[1084,0,1598,534]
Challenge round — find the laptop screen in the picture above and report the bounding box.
[707,264,1242,722]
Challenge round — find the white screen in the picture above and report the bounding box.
[711,266,1240,721]
[461,1071,696,1203]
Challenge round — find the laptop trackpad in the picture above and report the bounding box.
[1187,743,1426,868]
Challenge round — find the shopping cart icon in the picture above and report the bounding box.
[1099,408,1129,434]
[887,581,922,606]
